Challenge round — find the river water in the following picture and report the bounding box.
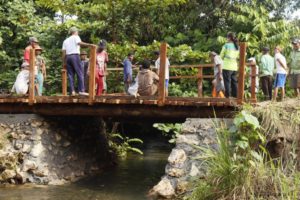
[0,139,171,200]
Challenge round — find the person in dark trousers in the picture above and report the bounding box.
[62,27,94,96]
[80,51,89,92]
[259,47,274,100]
[123,52,135,94]
[220,32,239,98]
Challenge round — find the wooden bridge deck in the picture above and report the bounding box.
[0,95,238,122]
[0,42,251,122]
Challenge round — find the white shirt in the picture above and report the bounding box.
[62,35,82,55]
[213,55,223,77]
[275,53,287,74]
[155,58,170,79]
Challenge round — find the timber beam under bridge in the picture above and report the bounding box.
[0,95,238,122]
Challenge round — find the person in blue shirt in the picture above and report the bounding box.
[123,52,135,94]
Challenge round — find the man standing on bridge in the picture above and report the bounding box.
[123,52,135,94]
[62,27,94,96]
[289,38,300,98]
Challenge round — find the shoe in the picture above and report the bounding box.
[71,91,76,96]
[79,92,89,96]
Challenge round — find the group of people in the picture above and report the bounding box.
[123,51,170,96]
[62,26,169,97]
[12,37,46,96]
[210,32,300,101]
[11,29,300,100]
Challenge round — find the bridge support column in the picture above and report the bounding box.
[29,48,36,105]
[62,50,67,96]
[158,42,167,106]
[237,42,247,105]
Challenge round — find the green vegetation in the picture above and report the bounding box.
[153,123,182,143]
[0,0,299,96]
[189,106,300,200]
[108,133,143,158]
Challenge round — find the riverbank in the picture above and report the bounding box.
[0,114,113,185]
[0,137,170,200]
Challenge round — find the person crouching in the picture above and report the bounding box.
[137,60,159,96]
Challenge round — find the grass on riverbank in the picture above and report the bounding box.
[189,100,300,200]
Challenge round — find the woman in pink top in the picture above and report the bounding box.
[95,40,108,96]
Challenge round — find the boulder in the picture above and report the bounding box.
[0,169,16,181]
[22,160,37,171]
[150,178,175,199]
[168,149,187,165]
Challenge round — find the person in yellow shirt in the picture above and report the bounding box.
[220,32,239,98]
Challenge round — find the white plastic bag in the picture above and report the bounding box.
[128,76,138,96]
[13,70,29,95]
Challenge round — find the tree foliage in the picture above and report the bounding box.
[0,0,299,95]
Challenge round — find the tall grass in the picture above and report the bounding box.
[189,109,300,200]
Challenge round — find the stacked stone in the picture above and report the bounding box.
[0,114,111,185]
[150,118,232,199]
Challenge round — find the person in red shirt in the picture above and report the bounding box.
[24,37,39,63]
[95,40,109,96]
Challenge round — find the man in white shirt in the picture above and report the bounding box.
[62,27,94,96]
[154,51,170,96]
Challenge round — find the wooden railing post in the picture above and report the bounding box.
[197,66,203,97]
[88,45,96,105]
[62,50,67,96]
[158,42,167,106]
[250,65,257,103]
[237,42,247,104]
[29,48,36,105]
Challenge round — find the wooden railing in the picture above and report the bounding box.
[26,42,253,106]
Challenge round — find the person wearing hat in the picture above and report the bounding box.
[289,38,300,97]
[273,46,288,101]
[24,37,39,64]
[80,50,89,92]
[94,40,108,95]
[35,45,46,95]
[154,50,170,96]
[247,57,259,94]
[210,51,225,98]
[259,47,274,100]
[62,26,94,96]
[11,62,30,95]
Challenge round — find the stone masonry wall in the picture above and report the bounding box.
[149,118,232,199]
[0,114,113,185]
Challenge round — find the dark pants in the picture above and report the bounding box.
[66,54,85,93]
[222,70,237,98]
[260,75,273,100]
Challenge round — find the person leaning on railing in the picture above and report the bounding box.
[62,27,94,96]
[220,32,239,98]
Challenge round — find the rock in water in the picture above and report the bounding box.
[150,177,175,199]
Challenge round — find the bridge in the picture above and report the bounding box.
[0,43,256,122]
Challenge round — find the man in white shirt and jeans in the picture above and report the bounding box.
[154,51,170,96]
[62,27,94,96]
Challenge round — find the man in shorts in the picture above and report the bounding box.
[273,46,288,101]
[289,38,300,97]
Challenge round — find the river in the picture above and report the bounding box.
[0,138,171,200]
